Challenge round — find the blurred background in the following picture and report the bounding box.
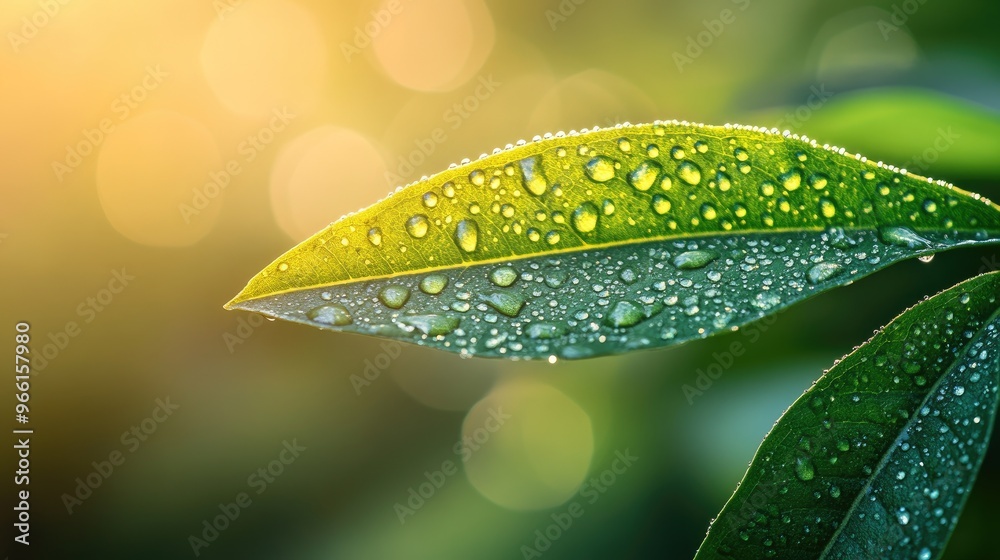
[2,0,1000,558]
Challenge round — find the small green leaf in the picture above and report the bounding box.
[225,121,1000,359]
[695,271,1000,560]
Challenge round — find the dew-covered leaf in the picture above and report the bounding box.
[225,121,1000,359]
[695,271,1000,560]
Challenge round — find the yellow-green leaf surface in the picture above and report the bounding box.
[225,121,1000,359]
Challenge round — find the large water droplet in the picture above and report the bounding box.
[628,160,661,191]
[780,169,802,191]
[807,262,843,284]
[879,226,931,249]
[398,314,460,336]
[469,169,486,187]
[379,285,411,309]
[794,456,815,481]
[700,203,718,221]
[652,195,672,215]
[519,156,549,195]
[605,301,646,328]
[584,156,616,182]
[526,323,564,339]
[480,292,525,317]
[422,191,438,208]
[367,227,383,246]
[307,304,352,326]
[677,160,702,185]
[406,215,430,238]
[673,250,718,270]
[818,198,837,218]
[571,202,600,233]
[420,274,449,295]
[455,219,479,252]
[490,267,518,287]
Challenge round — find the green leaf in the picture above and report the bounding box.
[695,271,1000,560]
[225,121,1000,359]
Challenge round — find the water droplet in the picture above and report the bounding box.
[879,226,931,249]
[830,485,841,498]
[794,456,815,481]
[670,146,685,159]
[527,228,541,242]
[584,156,616,182]
[617,138,631,152]
[897,509,910,525]
[923,199,938,213]
[406,215,430,238]
[760,181,776,197]
[677,161,702,185]
[673,250,718,270]
[367,227,383,246]
[571,202,600,233]
[602,199,615,215]
[819,198,837,218]
[490,267,518,287]
[398,314,460,336]
[780,169,802,191]
[422,191,438,208]
[808,173,829,190]
[700,203,718,221]
[480,292,525,317]
[652,195,672,215]
[455,219,479,252]
[918,548,931,560]
[918,254,935,263]
[628,160,662,191]
[715,171,732,192]
[379,285,411,309]
[519,156,549,195]
[442,182,456,198]
[307,304,352,326]
[606,301,646,328]
[545,230,561,245]
[526,323,564,339]
[734,147,749,161]
[807,262,843,284]
[420,274,449,295]
[278,262,289,272]
[620,269,637,284]
[954,385,965,396]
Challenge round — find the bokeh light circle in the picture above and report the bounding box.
[270,126,388,240]
[201,0,327,117]
[96,110,223,247]
[463,379,594,510]
[371,0,494,92]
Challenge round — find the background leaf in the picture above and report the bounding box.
[226,122,1000,359]
[695,271,1000,560]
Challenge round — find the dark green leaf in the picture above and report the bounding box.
[696,272,1000,559]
